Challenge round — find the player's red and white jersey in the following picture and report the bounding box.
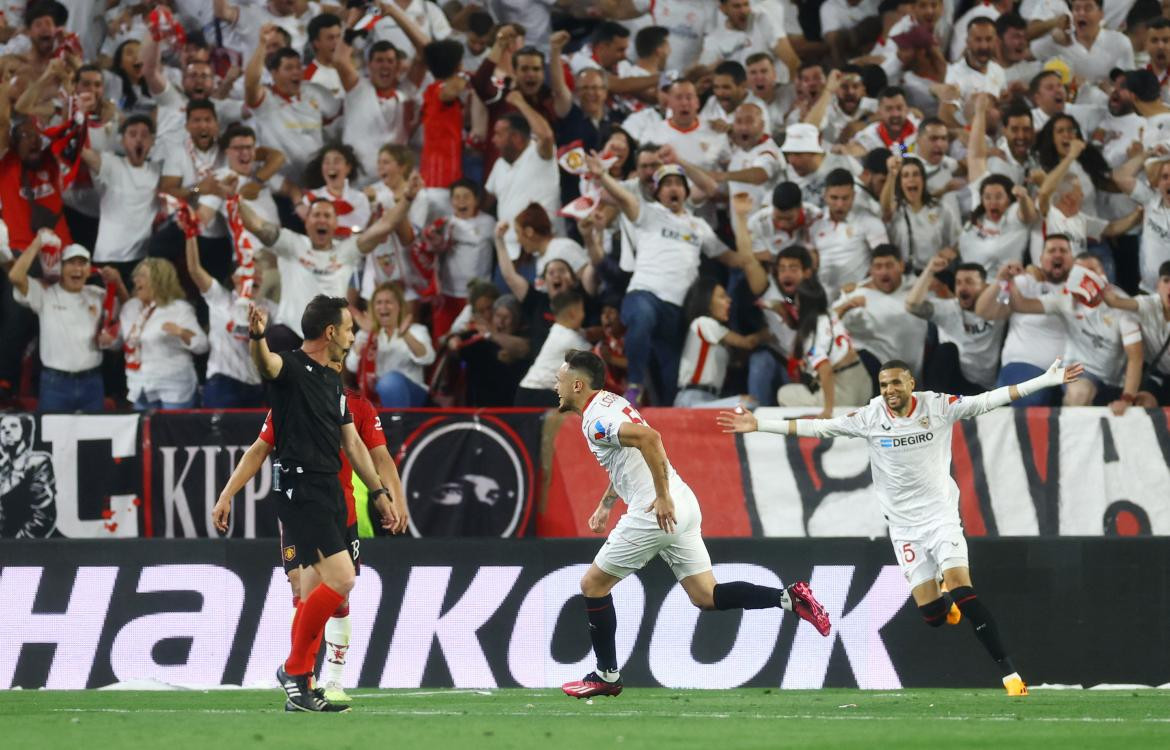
[581,390,686,523]
[259,389,386,525]
[809,391,998,528]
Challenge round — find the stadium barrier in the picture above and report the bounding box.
[3,538,1167,690]
[1,408,1168,539]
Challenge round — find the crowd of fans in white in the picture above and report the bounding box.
[1,0,1170,414]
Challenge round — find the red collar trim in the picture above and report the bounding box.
[269,85,298,103]
[883,395,918,420]
[376,86,399,100]
[668,118,700,134]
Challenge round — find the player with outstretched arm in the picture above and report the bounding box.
[718,358,1084,696]
[555,349,831,699]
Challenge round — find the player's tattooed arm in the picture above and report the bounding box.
[601,483,620,508]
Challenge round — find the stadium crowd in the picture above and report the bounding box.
[1,0,1170,414]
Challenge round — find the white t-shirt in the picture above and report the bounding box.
[803,390,1005,528]
[746,203,821,258]
[1133,294,1170,374]
[1040,291,1142,385]
[345,324,436,389]
[627,201,728,306]
[92,155,161,263]
[889,199,961,272]
[1043,206,1108,258]
[809,209,889,299]
[948,6,1000,63]
[582,389,690,520]
[222,4,318,59]
[944,58,1006,103]
[1031,30,1134,85]
[727,136,783,213]
[250,83,340,179]
[818,96,877,145]
[304,61,343,99]
[677,316,730,389]
[441,213,497,297]
[302,182,372,237]
[1001,273,1067,368]
[927,298,1006,388]
[270,229,363,337]
[202,283,267,386]
[648,0,719,71]
[780,152,862,206]
[1094,111,1144,168]
[760,279,798,358]
[485,140,561,259]
[519,322,589,389]
[1130,179,1170,293]
[819,0,879,35]
[361,182,430,300]
[640,118,730,173]
[13,282,105,372]
[372,0,452,51]
[698,12,783,67]
[119,297,209,404]
[343,80,415,184]
[837,279,929,374]
[958,201,1030,276]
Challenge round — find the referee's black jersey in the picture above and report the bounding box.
[267,349,352,474]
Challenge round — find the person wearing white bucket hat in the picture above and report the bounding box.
[778,121,861,206]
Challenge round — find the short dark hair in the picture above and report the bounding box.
[308,12,341,44]
[75,63,102,82]
[919,116,947,131]
[564,349,606,389]
[266,47,300,72]
[1148,16,1170,32]
[871,243,902,262]
[858,64,888,98]
[863,148,892,174]
[1003,98,1034,124]
[512,45,546,68]
[468,11,495,36]
[1158,260,1170,278]
[996,11,1026,36]
[423,39,464,79]
[120,113,155,135]
[1129,0,1165,29]
[501,112,531,140]
[879,359,914,376]
[877,86,906,102]
[301,295,348,340]
[956,262,987,281]
[219,123,256,149]
[777,244,813,271]
[745,52,773,68]
[368,40,399,61]
[1029,69,1062,95]
[25,0,66,26]
[772,181,802,211]
[825,168,855,189]
[1045,232,1073,248]
[713,60,746,85]
[635,26,670,59]
[593,20,630,46]
[449,177,481,201]
[186,98,217,120]
[551,287,585,315]
[967,16,996,33]
[1125,69,1161,103]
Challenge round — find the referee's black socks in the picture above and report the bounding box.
[950,585,1017,677]
[713,582,790,611]
[584,595,618,673]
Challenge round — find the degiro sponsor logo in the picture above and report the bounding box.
[879,433,933,448]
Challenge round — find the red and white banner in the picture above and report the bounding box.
[540,407,1170,538]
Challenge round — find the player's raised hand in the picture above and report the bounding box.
[717,408,758,433]
[648,493,676,534]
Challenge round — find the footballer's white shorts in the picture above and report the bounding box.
[888,520,969,589]
[594,483,712,582]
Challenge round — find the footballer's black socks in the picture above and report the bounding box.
[713,582,787,611]
[584,595,618,673]
[951,585,1016,676]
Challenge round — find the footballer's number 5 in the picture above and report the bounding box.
[901,542,916,563]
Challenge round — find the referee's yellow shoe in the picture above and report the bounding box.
[1003,673,1029,697]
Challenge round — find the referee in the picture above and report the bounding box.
[249,295,400,713]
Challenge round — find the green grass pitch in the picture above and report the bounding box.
[4,688,1168,749]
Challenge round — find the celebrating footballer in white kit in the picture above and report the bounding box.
[719,357,1085,697]
[555,350,830,700]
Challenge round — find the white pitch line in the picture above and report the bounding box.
[350,690,495,699]
[49,708,1170,723]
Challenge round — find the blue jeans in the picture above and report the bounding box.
[38,368,104,412]
[203,374,266,409]
[620,290,684,404]
[997,362,1055,407]
[376,371,428,407]
[134,393,197,411]
[747,349,787,407]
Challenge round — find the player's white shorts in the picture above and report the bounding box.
[594,484,712,581]
[888,520,969,589]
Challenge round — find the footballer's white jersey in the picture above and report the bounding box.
[806,391,1001,528]
[582,390,689,527]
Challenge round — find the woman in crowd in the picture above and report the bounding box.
[777,278,870,417]
[297,143,372,237]
[674,276,767,408]
[880,154,960,274]
[118,257,207,410]
[106,40,152,115]
[958,174,1037,275]
[347,281,436,407]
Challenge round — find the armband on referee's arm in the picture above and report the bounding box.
[755,418,821,437]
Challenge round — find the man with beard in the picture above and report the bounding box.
[233,180,419,350]
[778,122,861,207]
[810,168,889,300]
[850,87,918,157]
[142,33,244,153]
[907,255,1006,394]
[11,1,65,85]
[969,95,1038,197]
[339,40,419,184]
[745,181,821,263]
[159,101,222,208]
[996,12,1043,93]
[805,66,875,145]
[916,118,962,197]
[786,61,828,127]
[485,100,559,261]
[1091,69,1147,169]
[711,102,781,213]
[699,61,768,134]
[974,233,1072,406]
[1144,17,1170,105]
[0,414,57,538]
[557,349,829,699]
[1124,69,1170,149]
[833,244,928,377]
[941,18,1006,128]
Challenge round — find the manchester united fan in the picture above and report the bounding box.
[237,296,404,712]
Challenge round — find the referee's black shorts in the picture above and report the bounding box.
[274,462,349,570]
